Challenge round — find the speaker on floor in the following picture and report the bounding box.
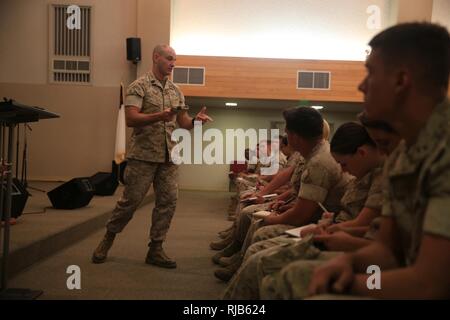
[1,178,29,220]
[126,37,141,63]
[47,177,95,209]
[89,172,118,196]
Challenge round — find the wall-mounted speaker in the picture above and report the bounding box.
[126,37,141,63]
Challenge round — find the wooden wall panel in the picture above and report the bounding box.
[175,55,366,102]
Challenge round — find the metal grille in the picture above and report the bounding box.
[50,5,91,84]
[297,71,331,90]
[173,67,205,85]
[54,5,90,56]
[173,67,189,84]
[313,72,330,89]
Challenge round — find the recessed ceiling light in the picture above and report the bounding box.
[311,106,324,110]
[226,102,238,107]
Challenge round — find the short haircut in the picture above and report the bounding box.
[358,112,396,133]
[153,44,170,56]
[331,122,376,155]
[283,107,323,139]
[369,22,450,91]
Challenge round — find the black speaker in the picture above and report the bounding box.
[126,38,141,63]
[47,178,95,209]
[89,172,118,196]
[1,178,29,220]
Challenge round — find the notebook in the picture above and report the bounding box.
[240,193,278,204]
[249,210,273,219]
[284,224,317,238]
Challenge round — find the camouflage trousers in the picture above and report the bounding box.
[260,251,342,299]
[228,214,290,267]
[106,159,178,242]
[223,236,339,299]
[241,224,296,260]
[229,202,273,245]
[236,175,259,192]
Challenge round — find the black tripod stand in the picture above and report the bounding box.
[16,124,46,193]
[0,98,59,299]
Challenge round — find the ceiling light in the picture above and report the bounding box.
[226,102,238,107]
[311,106,324,110]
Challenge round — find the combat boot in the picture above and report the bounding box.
[212,240,241,264]
[145,241,177,269]
[218,251,241,267]
[217,225,233,238]
[91,231,116,264]
[218,228,232,239]
[209,234,233,250]
[214,256,242,282]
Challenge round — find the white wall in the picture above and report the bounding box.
[0,0,169,181]
[0,0,137,86]
[171,0,393,61]
[432,0,450,29]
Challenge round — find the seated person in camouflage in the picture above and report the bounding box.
[215,108,351,282]
[257,120,402,299]
[258,136,294,185]
[236,140,287,193]
[358,112,400,157]
[307,22,450,299]
[212,153,306,275]
[212,121,331,274]
[301,122,386,244]
[211,146,304,254]
[247,108,352,248]
[234,136,307,220]
[222,122,389,299]
[242,120,331,205]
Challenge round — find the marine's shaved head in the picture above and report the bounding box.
[153,44,175,60]
[151,44,177,80]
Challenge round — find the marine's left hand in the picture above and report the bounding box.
[194,106,213,124]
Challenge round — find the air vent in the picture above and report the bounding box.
[49,5,92,84]
[297,71,331,90]
[173,67,205,85]
[52,59,90,82]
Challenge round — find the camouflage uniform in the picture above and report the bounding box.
[238,153,305,218]
[290,154,306,195]
[286,151,302,169]
[249,140,352,246]
[223,235,341,299]
[262,98,450,299]
[381,98,450,266]
[106,72,184,242]
[231,155,307,248]
[223,164,383,300]
[335,166,383,222]
[256,167,383,299]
